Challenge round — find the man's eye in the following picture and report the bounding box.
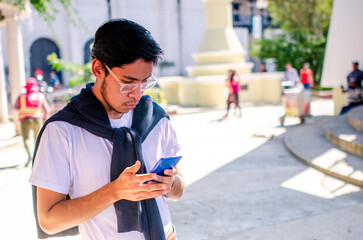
[121,81,132,84]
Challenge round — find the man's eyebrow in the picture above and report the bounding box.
[121,74,152,81]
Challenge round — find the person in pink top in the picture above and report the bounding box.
[223,69,242,118]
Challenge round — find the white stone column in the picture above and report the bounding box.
[0,23,9,123]
[6,15,26,105]
[0,1,30,128]
[197,0,238,52]
[186,0,252,77]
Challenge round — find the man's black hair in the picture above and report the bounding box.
[91,18,163,72]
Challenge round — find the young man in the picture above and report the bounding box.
[30,18,184,240]
[347,61,363,91]
[340,61,363,114]
[345,61,363,102]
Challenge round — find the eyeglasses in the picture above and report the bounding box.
[104,64,158,93]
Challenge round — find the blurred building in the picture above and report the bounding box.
[1,0,205,86]
[0,0,283,112]
[232,0,272,34]
[231,0,273,72]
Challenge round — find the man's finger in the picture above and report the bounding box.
[124,160,141,174]
[136,173,157,184]
[163,167,177,176]
[140,182,167,192]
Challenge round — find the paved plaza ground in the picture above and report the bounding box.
[0,98,362,239]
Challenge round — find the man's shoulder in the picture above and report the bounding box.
[43,120,74,132]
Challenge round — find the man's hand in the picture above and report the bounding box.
[153,167,178,193]
[153,167,185,201]
[111,161,168,202]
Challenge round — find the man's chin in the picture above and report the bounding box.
[115,106,135,114]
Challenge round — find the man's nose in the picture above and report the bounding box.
[128,85,143,99]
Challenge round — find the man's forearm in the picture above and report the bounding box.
[37,182,117,234]
[38,162,166,234]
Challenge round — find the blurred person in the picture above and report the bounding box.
[299,63,314,115]
[34,68,44,81]
[259,62,266,72]
[340,61,363,114]
[299,63,314,90]
[344,61,363,102]
[50,71,61,90]
[224,69,242,118]
[347,61,363,90]
[283,63,299,87]
[30,18,184,240]
[14,77,50,165]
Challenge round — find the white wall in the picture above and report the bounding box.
[1,0,205,85]
[321,0,363,88]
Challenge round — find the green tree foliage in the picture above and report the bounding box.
[1,0,84,30]
[251,31,326,82]
[251,0,333,84]
[47,53,93,87]
[31,0,81,28]
[268,0,333,37]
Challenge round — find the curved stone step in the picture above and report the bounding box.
[284,117,363,187]
[348,105,363,132]
[325,115,363,158]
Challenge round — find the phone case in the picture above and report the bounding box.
[144,156,182,184]
[150,156,182,176]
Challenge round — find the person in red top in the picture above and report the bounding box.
[299,63,314,116]
[223,69,242,118]
[14,77,50,165]
[299,63,314,89]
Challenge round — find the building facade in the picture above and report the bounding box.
[1,0,205,86]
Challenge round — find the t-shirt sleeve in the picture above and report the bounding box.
[160,118,182,157]
[29,121,71,195]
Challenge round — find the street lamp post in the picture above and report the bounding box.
[256,0,268,38]
[106,0,111,20]
[177,0,183,76]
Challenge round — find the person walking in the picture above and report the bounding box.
[299,63,314,90]
[30,18,184,240]
[14,77,50,166]
[299,63,314,116]
[283,63,299,88]
[223,69,242,118]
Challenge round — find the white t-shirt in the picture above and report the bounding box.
[30,110,181,240]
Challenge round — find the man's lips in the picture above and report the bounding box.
[125,103,137,109]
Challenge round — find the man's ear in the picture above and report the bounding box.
[92,59,105,79]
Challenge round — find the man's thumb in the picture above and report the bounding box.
[125,160,141,174]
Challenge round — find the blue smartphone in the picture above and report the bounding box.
[144,156,182,183]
